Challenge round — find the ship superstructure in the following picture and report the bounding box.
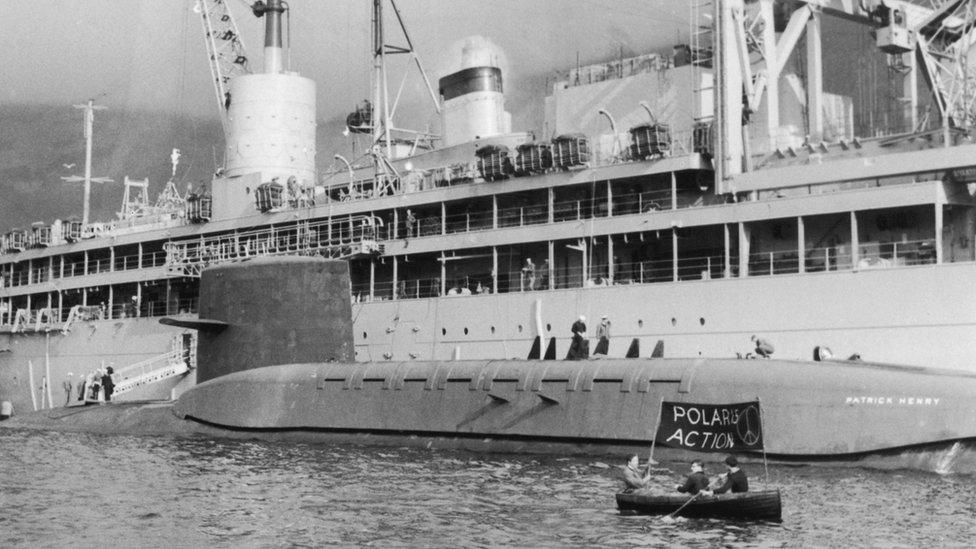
[4,0,976,415]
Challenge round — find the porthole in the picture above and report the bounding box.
[699,317,705,326]
[442,327,447,336]
[671,317,677,327]
[638,319,644,328]
[464,327,469,335]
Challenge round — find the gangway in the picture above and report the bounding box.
[111,340,194,398]
[164,215,384,277]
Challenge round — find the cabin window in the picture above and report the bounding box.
[442,327,447,336]
[638,319,643,328]
[699,317,705,326]
[464,327,469,335]
[671,317,677,327]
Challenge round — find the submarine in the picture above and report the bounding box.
[166,256,976,466]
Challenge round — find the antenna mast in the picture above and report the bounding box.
[369,0,441,161]
[61,99,113,226]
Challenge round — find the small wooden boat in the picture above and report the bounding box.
[616,490,782,522]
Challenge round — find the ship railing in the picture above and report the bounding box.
[163,215,382,277]
[321,130,698,209]
[111,347,191,398]
[345,237,944,304]
[409,189,678,241]
[564,52,670,89]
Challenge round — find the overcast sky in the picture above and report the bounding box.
[0,0,687,125]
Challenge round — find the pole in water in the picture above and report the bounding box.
[45,332,53,410]
[758,396,769,488]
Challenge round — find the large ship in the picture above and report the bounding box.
[3,0,976,416]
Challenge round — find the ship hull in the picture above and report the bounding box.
[4,261,976,416]
[0,318,193,414]
[174,356,976,460]
[349,262,976,370]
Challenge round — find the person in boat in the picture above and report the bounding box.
[751,335,775,358]
[675,460,710,495]
[621,455,652,493]
[709,455,749,494]
[567,315,588,360]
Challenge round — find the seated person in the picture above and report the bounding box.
[675,460,709,495]
[621,455,652,492]
[710,455,749,494]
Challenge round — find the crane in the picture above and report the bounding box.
[194,0,251,132]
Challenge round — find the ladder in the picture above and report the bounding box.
[111,343,193,398]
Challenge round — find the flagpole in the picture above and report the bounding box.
[646,396,665,472]
[757,397,769,489]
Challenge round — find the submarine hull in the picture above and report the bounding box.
[173,356,976,458]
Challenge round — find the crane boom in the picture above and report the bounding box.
[195,0,251,130]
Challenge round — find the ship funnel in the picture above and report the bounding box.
[161,257,354,383]
[439,36,512,147]
[252,0,286,74]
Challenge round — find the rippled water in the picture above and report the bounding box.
[1,429,973,548]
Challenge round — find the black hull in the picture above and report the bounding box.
[615,490,782,522]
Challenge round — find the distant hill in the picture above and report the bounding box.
[0,82,544,232]
[0,104,224,230]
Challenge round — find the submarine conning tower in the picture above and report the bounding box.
[213,0,317,221]
[162,257,354,384]
[439,36,512,147]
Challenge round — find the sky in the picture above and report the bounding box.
[0,0,688,127]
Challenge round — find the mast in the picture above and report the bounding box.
[61,99,113,226]
[372,0,392,155]
[366,0,441,163]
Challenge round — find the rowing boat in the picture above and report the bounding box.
[615,490,782,521]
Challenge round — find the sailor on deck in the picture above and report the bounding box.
[593,314,611,356]
[567,315,588,360]
[752,335,775,358]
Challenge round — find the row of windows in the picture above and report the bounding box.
[360,317,708,339]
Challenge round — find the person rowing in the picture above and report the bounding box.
[708,455,749,495]
[675,460,710,494]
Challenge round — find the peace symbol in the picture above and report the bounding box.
[736,405,762,446]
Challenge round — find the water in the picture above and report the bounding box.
[1,429,974,548]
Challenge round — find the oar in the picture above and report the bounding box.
[661,492,701,522]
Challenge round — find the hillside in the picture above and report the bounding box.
[0,104,223,230]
